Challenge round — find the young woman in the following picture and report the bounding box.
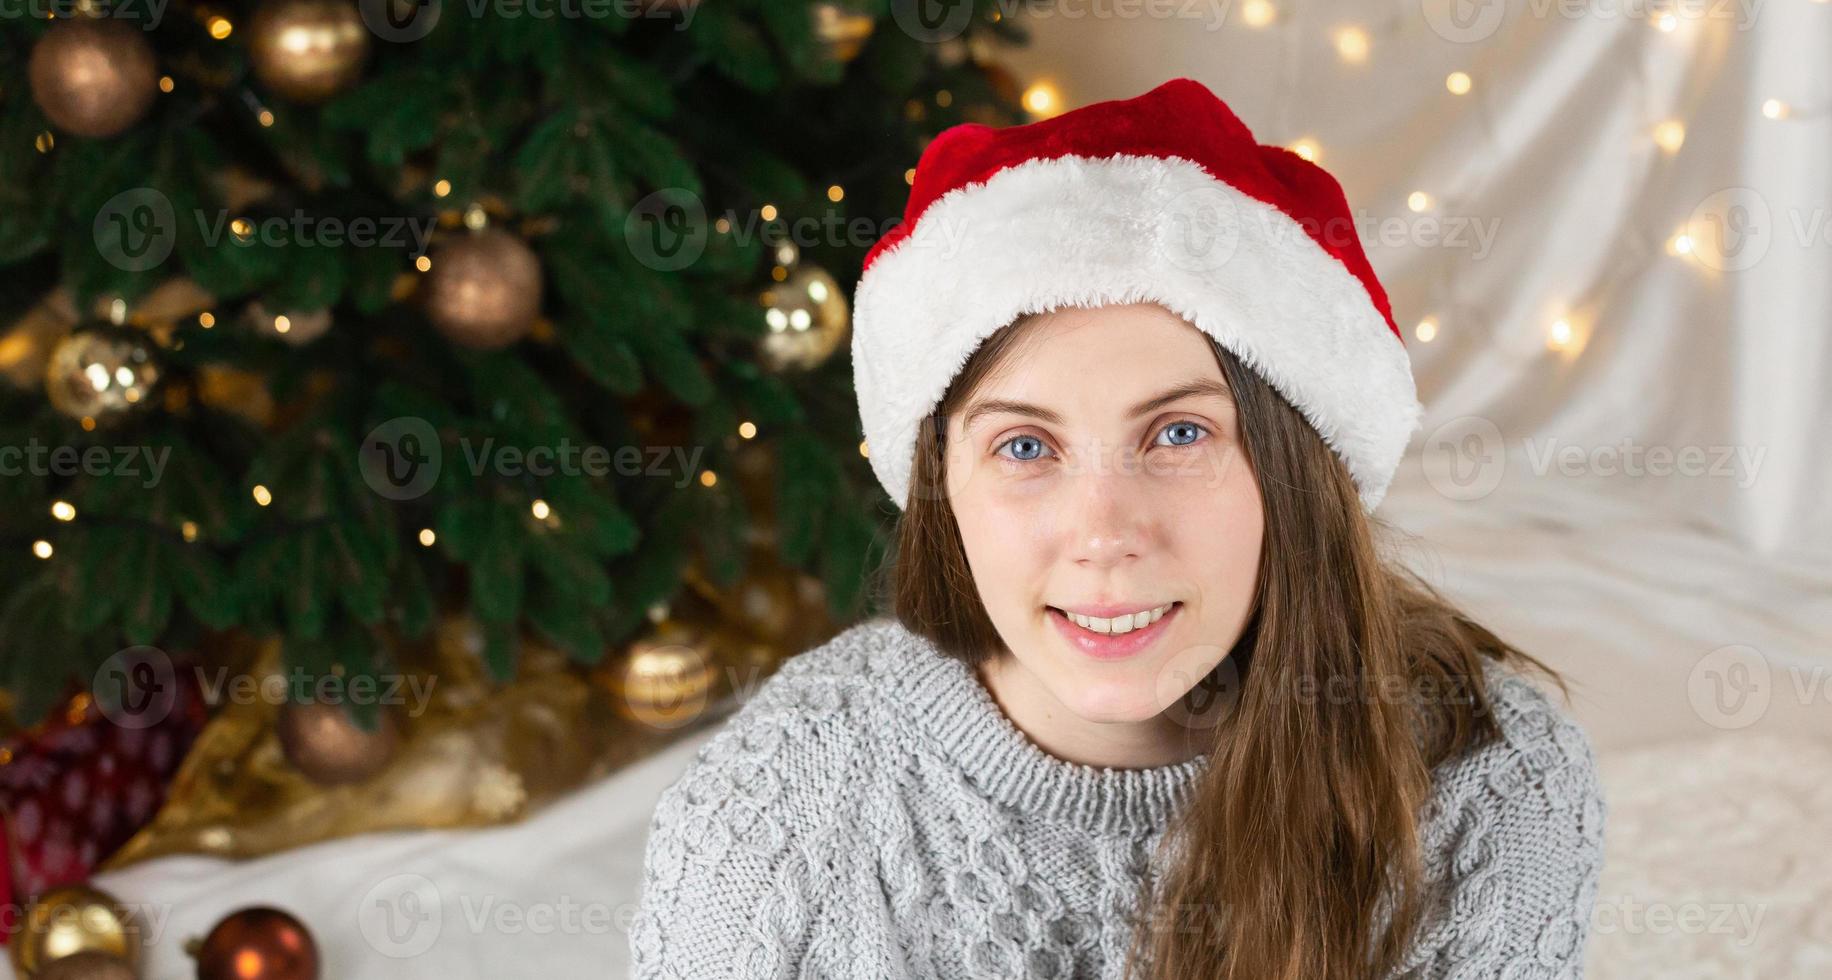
[631,78,1606,979]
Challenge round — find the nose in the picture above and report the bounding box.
[1065,442,1151,569]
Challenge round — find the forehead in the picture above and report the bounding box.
[968,304,1226,402]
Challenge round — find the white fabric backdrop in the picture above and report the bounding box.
[1000,0,1832,560]
[12,6,1831,978]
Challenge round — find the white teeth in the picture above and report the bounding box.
[1063,603,1174,635]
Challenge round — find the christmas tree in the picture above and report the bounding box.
[0,1,1034,726]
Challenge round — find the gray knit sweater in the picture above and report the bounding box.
[629,617,1607,979]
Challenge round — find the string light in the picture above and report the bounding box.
[1547,318,1575,351]
[207,15,232,38]
[827,184,844,202]
[1667,232,1694,257]
[903,168,916,185]
[1240,0,1275,27]
[1334,26,1370,64]
[1022,80,1063,118]
[530,499,551,520]
[433,179,452,197]
[698,470,718,487]
[1446,72,1473,96]
[50,500,76,522]
[1415,317,1438,343]
[859,440,870,458]
[32,540,53,560]
[415,255,432,272]
[1653,11,1678,32]
[258,109,275,128]
[159,76,175,93]
[273,315,291,335]
[419,528,436,546]
[35,131,54,153]
[1407,191,1433,213]
[181,520,199,542]
[1761,99,1788,120]
[1653,120,1686,153]
[252,485,272,507]
[738,421,757,439]
[760,203,778,221]
[199,311,216,328]
[1286,138,1321,162]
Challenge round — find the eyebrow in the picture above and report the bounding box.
[960,378,1233,433]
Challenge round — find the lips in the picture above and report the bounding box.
[1045,601,1182,661]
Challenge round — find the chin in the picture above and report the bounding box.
[1049,668,1169,725]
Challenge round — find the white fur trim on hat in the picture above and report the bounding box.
[851,153,1422,513]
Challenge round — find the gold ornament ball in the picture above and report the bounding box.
[276,700,400,786]
[760,264,849,371]
[31,951,137,980]
[812,2,876,64]
[44,326,161,424]
[248,0,371,104]
[422,229,543,350]
[603,632,718,730]
[8,884,142,978]
[28,19,159,139]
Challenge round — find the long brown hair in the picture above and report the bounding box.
[883,310,1567,979]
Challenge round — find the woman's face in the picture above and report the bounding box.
[945,302,1264,734]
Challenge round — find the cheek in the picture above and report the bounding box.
[1167,447,1264,602]
[948,486,1043,616]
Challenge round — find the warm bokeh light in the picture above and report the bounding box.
[1022,80,1063,118]
[1334,27,1370,64]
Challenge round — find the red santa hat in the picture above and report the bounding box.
[851,77,1421,513]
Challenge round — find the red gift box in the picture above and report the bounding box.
[0,655,207,941]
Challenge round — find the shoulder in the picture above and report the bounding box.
[1437,659,1608,820]
[653,617,908,819]
[629,619,911,977]
[1402,658,1609,975]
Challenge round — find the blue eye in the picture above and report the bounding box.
[993,420,1211,463]
[995,433,1052,462]
[1157,420,1209,448]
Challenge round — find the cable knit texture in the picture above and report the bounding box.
[629,618,1608,979]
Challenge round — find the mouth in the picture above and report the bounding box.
[1044,601,1182,661]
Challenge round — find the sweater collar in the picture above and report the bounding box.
[883,622,1210,836]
